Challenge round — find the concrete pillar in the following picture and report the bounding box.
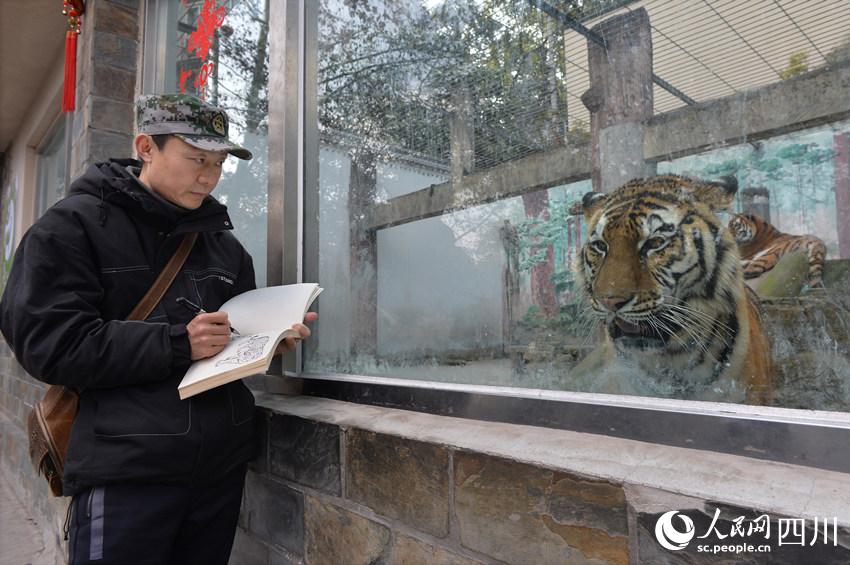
[581,8,655,193]
[741,187,771,223]
[450,86,475,183]
[833,133,850,258]
[349,150,378,356]
[500,220,520,349]
[70,0,140,179]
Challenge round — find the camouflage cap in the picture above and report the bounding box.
[135,93,252,160]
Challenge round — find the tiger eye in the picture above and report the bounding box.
[590,240,608,254]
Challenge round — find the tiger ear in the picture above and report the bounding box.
[687,176,738,212]
[581,191,609,221]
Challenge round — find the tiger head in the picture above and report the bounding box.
[578,175,741,353]
[727,213,757,244]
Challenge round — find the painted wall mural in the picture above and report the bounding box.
[1,175,18,291]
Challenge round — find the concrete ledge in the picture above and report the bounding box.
[368,144,591,231]
[255,394,850,526]
[645,61,850,162]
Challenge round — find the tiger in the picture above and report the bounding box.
[727,213,826,290]
[574,175,772,405]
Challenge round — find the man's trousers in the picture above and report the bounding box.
[67,463,247,565]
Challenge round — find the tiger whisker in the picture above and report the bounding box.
[659,308,731,363]
[664,295,736,328]
[652,312,708,355]
[573,299,603,341]
[659,306,723,346]
[580,319,602,348]
[663,302,736,339]
[657,310,718,361]
[645,315,693,353]
[661,305,722,340]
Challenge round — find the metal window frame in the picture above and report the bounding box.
[267,0,305,377]
[148,0,850,475]
[142,0,177,95]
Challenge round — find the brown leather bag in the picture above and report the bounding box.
[27,233,198,496]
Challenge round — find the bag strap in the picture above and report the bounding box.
[126,233,198,321]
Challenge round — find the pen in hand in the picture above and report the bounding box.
[175,297,240,335]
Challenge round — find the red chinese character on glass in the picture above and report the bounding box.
[179,68,194,94]
[187,0,226,61]
[179,0,226,98]
[194,62,215,100]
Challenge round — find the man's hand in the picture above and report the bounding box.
[187,311,233,360]
[275,312,318,355]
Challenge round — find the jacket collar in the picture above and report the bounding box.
[69,159,235,234]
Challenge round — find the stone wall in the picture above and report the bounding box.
[70,0,140,177]
[233,395,850,565]
[235,408,634,564]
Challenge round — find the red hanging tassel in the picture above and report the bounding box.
[62,29,77,112]
[61,0,85,113]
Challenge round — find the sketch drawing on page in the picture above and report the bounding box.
[215,335,269,367]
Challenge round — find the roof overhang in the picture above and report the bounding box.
[0,0,67,152]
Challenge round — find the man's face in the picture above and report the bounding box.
[137,135,229,210]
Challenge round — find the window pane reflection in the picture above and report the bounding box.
[309,0,850,411]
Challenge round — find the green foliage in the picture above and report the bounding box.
[520,293,590,336]
[550,268,575,294]
[317,0,609,167]
[775,143,834,166]
[697,140,837,219]
[515,199,574,272]
[779,51,809,80]
[0,191,15,292]
[522,304,545,325]
[514,196,590,335]
[702,159,742,178]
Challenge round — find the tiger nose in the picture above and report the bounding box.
[602,296,631,311]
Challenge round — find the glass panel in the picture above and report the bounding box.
[658,120,850,410]
[35,120,66,218]
[149,0,270,286]
[309,0,850,411]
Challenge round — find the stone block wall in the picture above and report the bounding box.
[233,402,850,565]
[70,0,140,178]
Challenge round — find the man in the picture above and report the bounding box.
[0,94,315,564]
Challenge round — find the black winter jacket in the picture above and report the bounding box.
[0,159,258,494]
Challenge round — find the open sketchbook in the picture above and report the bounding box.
[178,283,322,400]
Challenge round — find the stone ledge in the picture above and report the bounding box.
[255,394,850,526]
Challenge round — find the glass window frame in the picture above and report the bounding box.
[146,0,850,473]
